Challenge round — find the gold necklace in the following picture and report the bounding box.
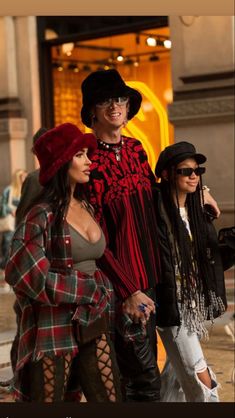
[99,138,124,161]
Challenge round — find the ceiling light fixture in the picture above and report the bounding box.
[133,59,140,67]
[149,54,159,62]
[116,52,124,62]
[163,39,172,49]
[142,32,171,49]
[62,42,74,56]
[146,36,157,47]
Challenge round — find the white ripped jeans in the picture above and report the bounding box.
[158,323,219,402]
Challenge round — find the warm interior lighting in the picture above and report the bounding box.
[163,88,173,103]
[146,37,157,47]
[144,33,171,49]
[133,59,139,67]
[62,42,74,56]
[163,39,172,49]
[45,29,58,40]
[52,31,171,71]
[116,53,124,62]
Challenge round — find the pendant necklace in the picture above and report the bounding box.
[99,138,124,161]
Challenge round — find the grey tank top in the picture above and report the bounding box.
[68,224,106,275]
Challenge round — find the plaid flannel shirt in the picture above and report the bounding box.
[5,203,146,401]
[5,204,113,372]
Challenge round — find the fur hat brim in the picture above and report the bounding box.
[33,123,97,186]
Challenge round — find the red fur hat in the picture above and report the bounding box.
[33,123,97,185]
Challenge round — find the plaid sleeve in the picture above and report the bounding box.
[5,209,103,308]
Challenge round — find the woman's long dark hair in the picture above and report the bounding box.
[161,165,213,306]
[21,162,91,228]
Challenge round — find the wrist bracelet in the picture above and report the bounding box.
[202,185,210,192]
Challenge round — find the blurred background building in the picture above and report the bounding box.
[0,16,234,229]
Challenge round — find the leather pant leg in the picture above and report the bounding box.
[115,291,161,402]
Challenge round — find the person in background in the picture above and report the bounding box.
[153,141,227,402]
[5,123,122,402]
[80,69,221,402]
[10,128,48,377]
[0,169,27,269]
[15,128,47,227]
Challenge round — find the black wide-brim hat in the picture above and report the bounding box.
[155,141,207,178]
[81,69,142,128]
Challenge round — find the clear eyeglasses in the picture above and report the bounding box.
[96,97,129,108]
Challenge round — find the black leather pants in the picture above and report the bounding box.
[115,289,161,402]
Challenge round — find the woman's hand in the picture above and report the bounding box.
[203,188,220,218]
[122,290,155,324]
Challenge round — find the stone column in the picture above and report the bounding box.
[0,16,41,190]
[14,16,41,172]
[0,16,28,189]
[168,16,235,229]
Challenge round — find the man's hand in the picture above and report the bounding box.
[122,290,155,324]
[203,188,220,218]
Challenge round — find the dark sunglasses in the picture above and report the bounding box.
[176,167,206,176]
